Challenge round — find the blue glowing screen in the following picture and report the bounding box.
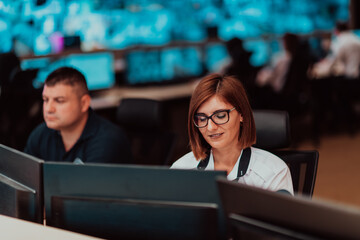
[0,0,350,56]
[126,47,203,84]
[22,52,115,91]
[205,43,230,73]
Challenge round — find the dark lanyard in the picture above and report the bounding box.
[197,147,251,179]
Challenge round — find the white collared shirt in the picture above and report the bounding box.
[171,147,294,195]
[330,32,360,78]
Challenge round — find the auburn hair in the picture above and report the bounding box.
[188,73,256,160]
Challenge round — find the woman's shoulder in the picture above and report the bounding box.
[250,147,288,172]
[170,151,199,169]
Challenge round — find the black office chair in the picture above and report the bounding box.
[253,109,291,150]
[273,150,318,197]
[253,110,319,197]
[116,98,177,166]
[0,61,42,150]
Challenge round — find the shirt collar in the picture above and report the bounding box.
[206,149,243,181]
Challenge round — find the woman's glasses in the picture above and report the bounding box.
[193,107,236,128]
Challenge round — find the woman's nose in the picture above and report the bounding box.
[207,118,218,131]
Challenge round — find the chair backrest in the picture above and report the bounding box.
[116,98,177,165]
[253,110,291,150]
[273,150,319,197]
[253,110,318,197]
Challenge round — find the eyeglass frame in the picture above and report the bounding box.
[193,107,236,128]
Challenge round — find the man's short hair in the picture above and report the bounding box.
[45,67,89,95]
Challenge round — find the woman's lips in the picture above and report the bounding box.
[209,133,224,139]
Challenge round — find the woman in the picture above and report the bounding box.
[171,73,293,194]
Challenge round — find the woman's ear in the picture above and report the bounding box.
[80,94,91,113]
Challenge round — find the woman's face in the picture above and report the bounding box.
[196,95,243,151]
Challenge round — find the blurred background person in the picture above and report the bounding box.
[255,33,314,115]
[330,21,360,78]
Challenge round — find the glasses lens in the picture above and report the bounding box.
[194,114,208,127]
[212,111,229,125]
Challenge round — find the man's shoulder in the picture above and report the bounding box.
[86,113,129,147]
[92,114,125,136]
[29,122,53,139]
[24,122,55,156]
[82,112,132,163]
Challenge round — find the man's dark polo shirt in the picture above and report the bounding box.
[24,109,132,164]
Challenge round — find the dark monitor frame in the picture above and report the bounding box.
[51,195,218,240]
[0,174,37,222]
[217,178,360,240]
[0,144,44,223]
[43,162,227,238]
[229,213,321,240]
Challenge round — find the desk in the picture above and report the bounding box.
[90,80,199,110]
[0,214,102,240]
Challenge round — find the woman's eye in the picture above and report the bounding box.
[215,112,226,119]
[198,116,207,122]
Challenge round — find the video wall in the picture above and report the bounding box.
[0,0,349,56]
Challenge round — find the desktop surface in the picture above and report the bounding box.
[0,214,101,240]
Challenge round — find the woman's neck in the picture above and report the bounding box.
[212,144,243,174]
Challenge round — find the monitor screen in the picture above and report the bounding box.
[43,162,227,238]
[217,178,360,239]
[0,144,44,223]
[0,0,350,57]
[125,46,204,85]
[205,43,230,73]
[51,196,218,240]
[228,213,318,240]
[22,51,115,91]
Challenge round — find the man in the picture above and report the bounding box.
[329,21,360,78]
[24,67,132,164]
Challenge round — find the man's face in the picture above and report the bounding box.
[42,83,88,132]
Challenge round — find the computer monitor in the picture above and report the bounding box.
[204,43,230,73]
[51,196,218,240]
[125,46,204,85]
[217,178,360,240]
[23,52,116,91]
[0,144,44,223]
[228,214,319,240]
[43,162,227,239]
